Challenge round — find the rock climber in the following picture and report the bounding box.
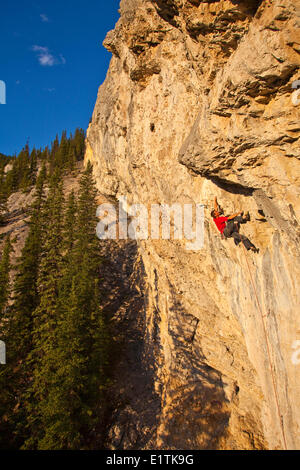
[211,197,259,253]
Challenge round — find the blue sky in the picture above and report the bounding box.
[0,1,120,156]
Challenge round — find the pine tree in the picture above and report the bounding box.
[64,190,77,253]
[23,163,108,450]
[59,130,70,170]
[0,167,8,225]
[11,164,47,359]
[49,135,60,176]
[29,148,38,186]
[4,157,18,195]
[67,148,76,172]
[0,167,47,449]
[0,136,110,451]
[19,144,32,192]
[73,128,85,161]
[23,171,65,449]
[0,235,14,449]
[59,190,78,303]
[55,163,108,450]
[76,162,99,264]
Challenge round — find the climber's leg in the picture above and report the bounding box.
[228,217,242,237]
[233,216,244,224]
[240,235,258,252]
[231,231,258,252]
[232,232,242,246]
[230,213,250,235]
[225,214,258,252]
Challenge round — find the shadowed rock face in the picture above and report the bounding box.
[86,0,300,450]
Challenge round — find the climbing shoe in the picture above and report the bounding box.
[250,246,259,253]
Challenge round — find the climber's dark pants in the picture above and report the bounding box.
[223,216,255,251]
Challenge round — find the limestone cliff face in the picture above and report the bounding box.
[86,0,300,449]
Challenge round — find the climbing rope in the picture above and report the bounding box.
[241,244,288,450]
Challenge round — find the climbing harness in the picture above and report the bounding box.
[242,244,288,450]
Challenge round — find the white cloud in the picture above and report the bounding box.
[40,14,49,22]
[32,45,55,66]
[32,45,66,67]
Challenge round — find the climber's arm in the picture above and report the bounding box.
[214,197,219,212]
[227,212,242,221]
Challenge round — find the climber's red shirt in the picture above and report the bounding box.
[213,216,228,234]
